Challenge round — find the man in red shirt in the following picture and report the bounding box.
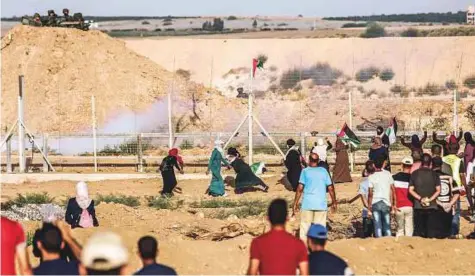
[1,216,31,275]
[393,157,414,236]
[247,199,308,275]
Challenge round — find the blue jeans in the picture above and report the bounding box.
[372,201,391,238]
[451,199,461,236]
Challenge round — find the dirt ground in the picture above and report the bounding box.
[2,173,475,275]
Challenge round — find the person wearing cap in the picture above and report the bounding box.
[409,154,441,238]
[293,153,336,243]
[134,236,176,275]
[307,224,353,276]
[33,225,80,275]
[206,140,231,197]
[393,156,414,237]
[284,138,306,192]
[432,156,459,238]
[368,155,396,238]
[248,199,308,275]
[80,232,128,275]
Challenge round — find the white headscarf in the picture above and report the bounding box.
[76,181,92,209]
[312,138,328,161]
[214,140,225,156]
[285,145,300,159]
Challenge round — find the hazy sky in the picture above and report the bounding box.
[1,0,474,17]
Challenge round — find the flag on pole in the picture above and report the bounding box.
[385,117,398,145]
[252,58,264,78]
[337,123,361,148]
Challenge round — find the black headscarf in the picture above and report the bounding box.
[464,132,475,146]
[227,147,240,157]
[411,134,421,148]
[376,126,384,136]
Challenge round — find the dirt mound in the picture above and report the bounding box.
[1,26,208,133]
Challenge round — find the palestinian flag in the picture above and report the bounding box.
[337,123,360,148]
[385,117,398,145]
[252,58,264,78]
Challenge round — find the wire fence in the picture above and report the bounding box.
[1,37,475,173]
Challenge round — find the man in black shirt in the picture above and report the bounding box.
[409,154,441,238]
[307,224,353,276]
[33,226,80,275]
[432,157,460,238]
[135,236,177,275]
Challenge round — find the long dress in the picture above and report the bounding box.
[208,149,229,196]
[284,148,303,192]
[230,158,268,193]
[159,155,181,195]
[333,138,352,183]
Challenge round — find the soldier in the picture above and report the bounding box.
[33,13,42,26]
[47,10,57,26]
[63,8,72,22]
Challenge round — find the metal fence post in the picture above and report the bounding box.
[18,75,25,173]
[137,133,143,173]
[42,133,48,172]
[300,132,306,158]
[6,135,12,173]
[91,96,98,173]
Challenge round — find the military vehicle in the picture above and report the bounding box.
[21,9,91,31]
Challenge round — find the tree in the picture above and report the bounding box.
[227,15,238,20]
[360,22,386,38]
[252,19,258,28]
[464,75,475,89]
[379,68,395,81]
[400,28,420,37]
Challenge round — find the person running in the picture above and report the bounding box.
[248,199,308,276]
[432,157,460,238]
[293,153,336,242]
[80,232,129,275]
[432,130,463,156]
[65,182,99,229]
[368,155,396,238]
[284,139,305,192]
[33,225,81,275]
[134,236,177,275]
[206,140,230,197]
[400,131,427,155]
[393,157,414,237]
[409,154,441,238]
[227,148,269,194]
[1,216,31,275]
[368,137,388,164]
[159,148,184,197]
[307,224,354,276]
[333,137,352,183]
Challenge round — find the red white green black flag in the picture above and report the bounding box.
[337,123,361,148]
[252,58,264,78]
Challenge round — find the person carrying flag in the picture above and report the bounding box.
[333,123,359,183]
[377,117,398,171]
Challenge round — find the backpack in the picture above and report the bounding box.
[79,209,93,228]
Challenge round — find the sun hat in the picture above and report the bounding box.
[81,232,128,271]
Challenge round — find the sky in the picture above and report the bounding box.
[1,0,474,17]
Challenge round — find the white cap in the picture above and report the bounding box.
[81,232,128,271]
[402,156,414,165]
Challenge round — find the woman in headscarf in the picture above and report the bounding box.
[311,137,333,171]
[227,147,269,194]
[464,132,475,167]
[400,131,427,155]
[284,139,304,192]
[332,136,352,183]
[206,140,230,197]
[159,148,184,197]
[368,137,388,164]
[65,181,99,229]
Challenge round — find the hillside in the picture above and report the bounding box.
[0,26,209,133]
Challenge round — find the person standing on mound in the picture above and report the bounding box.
[206,140,231,197]
[227,147,269,194]
[158,148,184,197]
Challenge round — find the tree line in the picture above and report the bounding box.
[1,15,200,22]
[324,11,467,23]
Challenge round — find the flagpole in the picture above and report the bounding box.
[248,62,254,165]
[349,89,354,172]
